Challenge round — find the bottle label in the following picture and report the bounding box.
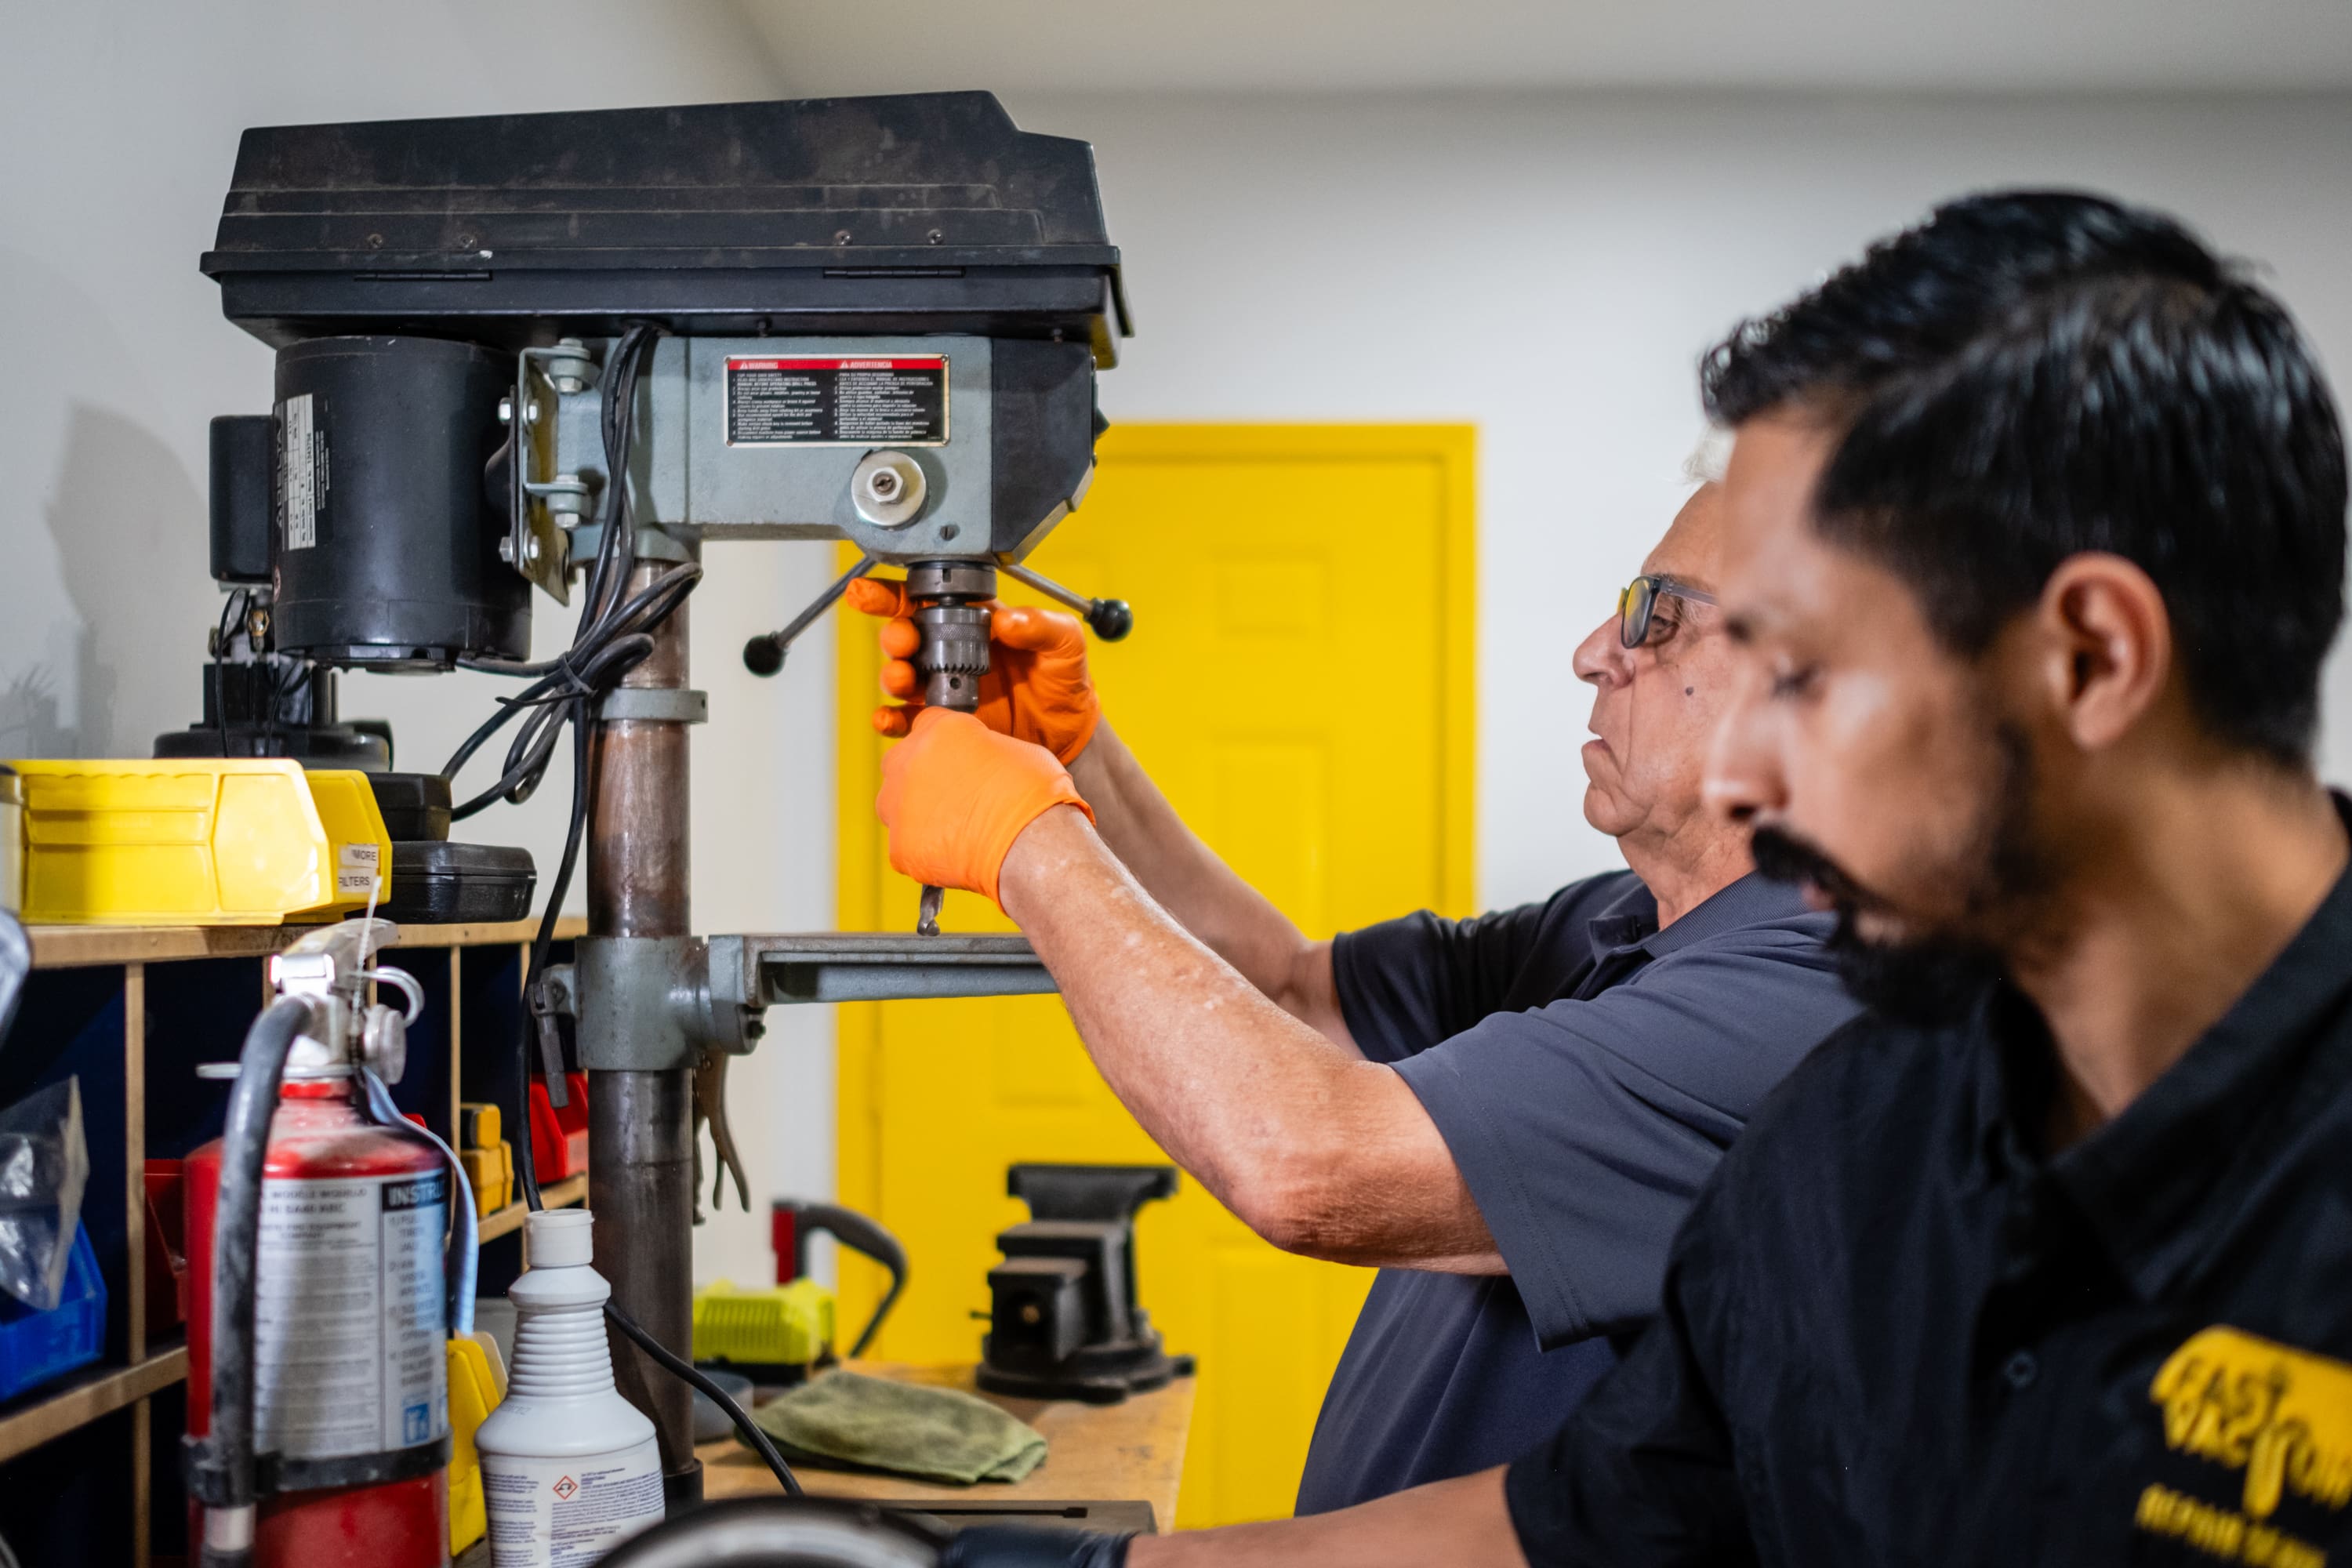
[483,1438,666,1567]
[252,1171,448,1458]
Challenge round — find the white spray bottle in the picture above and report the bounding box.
[474,1210,666,1566]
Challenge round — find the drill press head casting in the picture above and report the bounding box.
[197,89,1126,664]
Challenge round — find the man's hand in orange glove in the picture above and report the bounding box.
[876,708,1094,906]
[845,577,1102,764]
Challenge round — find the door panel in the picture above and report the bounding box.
[836,424,1475,1524]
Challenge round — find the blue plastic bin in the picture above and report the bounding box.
[0,1224,107,1403]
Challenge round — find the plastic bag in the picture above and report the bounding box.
[0,1077,87,1313]
[0,908,26,1047]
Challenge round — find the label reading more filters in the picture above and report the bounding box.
[724,354,948,447]
[337,841,382,899]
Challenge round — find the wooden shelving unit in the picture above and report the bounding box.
[0,913,585,1566]
[0,1345,187,1468]
[26,916,571,971]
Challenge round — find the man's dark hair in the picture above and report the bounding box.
[1703,190,2348,764]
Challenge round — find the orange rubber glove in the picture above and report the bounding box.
[846,576,1102,764]
[876,708,1094,906]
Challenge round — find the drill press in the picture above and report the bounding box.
[193,91,1126,1512]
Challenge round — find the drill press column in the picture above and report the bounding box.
[586,552,702,1507]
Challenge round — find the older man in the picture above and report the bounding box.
[931,189,2352,1566]
[855,469,1857,1510]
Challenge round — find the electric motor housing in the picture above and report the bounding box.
[270,336,526,670]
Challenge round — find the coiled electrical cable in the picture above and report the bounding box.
[451,325,799,1502]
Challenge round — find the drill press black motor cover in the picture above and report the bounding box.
[978,1164,1195,1404]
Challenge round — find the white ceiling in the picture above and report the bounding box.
[735,0,2352,96]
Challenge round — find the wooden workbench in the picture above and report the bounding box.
[698,1360,1195,1531]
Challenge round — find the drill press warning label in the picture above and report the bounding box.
[724,354,949,447]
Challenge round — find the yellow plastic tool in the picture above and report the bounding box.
[5,759,390,925]
[460,1141,514,1218]
[693,1278,836,1369]
[447,1334,503,1555]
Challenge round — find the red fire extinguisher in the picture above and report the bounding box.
[183,921,455,1568]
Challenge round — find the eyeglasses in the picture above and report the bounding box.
[1617,575,1718,649]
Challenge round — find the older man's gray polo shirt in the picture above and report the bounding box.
[1292,869,1857,1515]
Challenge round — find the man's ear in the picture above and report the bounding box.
[2034,553,2172,752]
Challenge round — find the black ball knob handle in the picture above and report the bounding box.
[742,635,787,677]
[1087,598,1134,643]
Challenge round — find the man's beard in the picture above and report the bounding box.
[1750,727,2044,1029]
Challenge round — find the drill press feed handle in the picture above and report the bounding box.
[1000,561,1134,642]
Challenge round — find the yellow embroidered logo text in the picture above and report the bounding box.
[2151,1327,2352,1521]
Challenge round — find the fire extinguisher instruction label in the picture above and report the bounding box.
[252,1171,448,1460]
[483,1438,665,1566]
[276,392,327,550]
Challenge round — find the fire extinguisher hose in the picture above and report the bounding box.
[358,1065,479,1336]
[183,994,316,1568]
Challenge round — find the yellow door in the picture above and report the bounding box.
[834,423,1476,1525]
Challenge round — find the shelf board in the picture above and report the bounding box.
[477,1174,590,1243]
[0,1344,188,1465]
[29,914,588,970]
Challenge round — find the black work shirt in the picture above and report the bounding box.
[1508,823,2352,1566]
[1296,871,1857,1513]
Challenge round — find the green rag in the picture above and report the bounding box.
[739,1370,1048,1485]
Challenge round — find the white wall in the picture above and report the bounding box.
[0,1,839,1287]
[993,89,2352,909]
[9,16,2352,1287]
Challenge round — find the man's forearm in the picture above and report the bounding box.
[1071,723,1352,1047]
[998,804,1500,1272]
[1131,1468,1525,1568]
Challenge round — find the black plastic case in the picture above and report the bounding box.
[366,772,454,844]
[382,840,536,924]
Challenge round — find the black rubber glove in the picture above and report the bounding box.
[938,1525,1135,1568]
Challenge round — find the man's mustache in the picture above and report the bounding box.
[1749,824,1874,909]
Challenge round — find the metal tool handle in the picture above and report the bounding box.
[1003,561,1134,641]
[742,555,876,676]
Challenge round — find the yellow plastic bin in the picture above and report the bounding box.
[6,759,391,926]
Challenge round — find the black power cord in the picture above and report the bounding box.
[459,325,800,1502]
[443,321,690,820]
[603,1297,804,1497]
[441,321,688,1208]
